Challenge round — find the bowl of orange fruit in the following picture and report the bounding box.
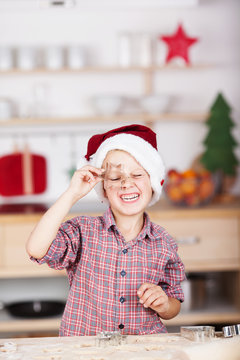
[164,168,216,207]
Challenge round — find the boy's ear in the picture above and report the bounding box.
[102,183,108,199]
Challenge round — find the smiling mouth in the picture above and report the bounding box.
[120,194,140,202]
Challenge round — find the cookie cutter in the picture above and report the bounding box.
[100,163,127,186]
[100,162,145,189]
[96,331,126,347]
[222,324,240,338]
[180,326,215,342]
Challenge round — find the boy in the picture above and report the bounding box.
[26,124,185,336]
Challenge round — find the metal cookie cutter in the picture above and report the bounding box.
[180,326,215,342]
[222,324,240,338]
[96,331,126,347]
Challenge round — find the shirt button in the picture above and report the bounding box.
[120,270,126,277]
[119,296,126,303]
[119,324,124,329]
[122,249,128,254]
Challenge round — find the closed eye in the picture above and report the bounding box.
[132,174,144,178]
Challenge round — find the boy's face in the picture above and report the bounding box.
[102,150,152,217]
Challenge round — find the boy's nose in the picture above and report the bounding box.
[121,176,134,188]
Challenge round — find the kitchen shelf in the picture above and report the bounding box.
[0,267,65,279]
[183,260,240,273]
[0,64,212,125]
[0,310,61,333]
[0,112,209,127]
[0,64,212,96]
[0,64,212,75]
[166,308,240,326]
[1,308,239,334]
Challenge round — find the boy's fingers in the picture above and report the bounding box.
[81,166,104,176]
[141,293,158,308]
[151,297,165,307]
[139,287,159,305]
[138,284,166,308]
[83,172,95,182]
[137,282,154,297]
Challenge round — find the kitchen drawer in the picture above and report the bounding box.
[0,225,3,268]
[1,223,65,277]
[3,223,39,268]
[156,217,240,271]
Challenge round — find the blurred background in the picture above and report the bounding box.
[0,0,239,338]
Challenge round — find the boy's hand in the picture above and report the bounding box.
[67,166,104,202]
[137,282,169,316]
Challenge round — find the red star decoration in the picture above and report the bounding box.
[160,24,199,65]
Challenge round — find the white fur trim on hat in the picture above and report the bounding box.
[88,133,165,206]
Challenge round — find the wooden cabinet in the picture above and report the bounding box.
[0,216,64,278]
[0,200,240,334]
[156,217,240,272]
[149,200,240,327]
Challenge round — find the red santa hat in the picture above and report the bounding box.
[83,124,165,206]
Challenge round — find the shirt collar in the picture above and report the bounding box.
[103,207,154,241]
[140,212,155,241]
[103,206,117,230]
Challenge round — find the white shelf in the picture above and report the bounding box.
[0,64,211,75]
[0,113,209,127]
[0,0,199,12]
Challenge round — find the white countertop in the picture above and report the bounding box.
[0,333,240,360]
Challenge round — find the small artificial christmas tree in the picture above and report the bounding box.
[201,93,238,179]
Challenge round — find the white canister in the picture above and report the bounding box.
[132,33,153,67]
[44,46,64,70]
[153,36,168,66]
[67,46,86,69]
[137,34,153,67]
[0,47,14,70]
[16,47,38,70]
[117,33,132,68]
[0,98,15,120]
[30,83,50,118]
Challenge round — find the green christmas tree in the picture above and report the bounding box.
[201,92,238,176]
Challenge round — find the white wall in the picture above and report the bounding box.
[0,0,239,204]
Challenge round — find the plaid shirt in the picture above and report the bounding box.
[32,207,185,336]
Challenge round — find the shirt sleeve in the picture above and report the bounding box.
[159,233,186,302]
[30,218,82,271]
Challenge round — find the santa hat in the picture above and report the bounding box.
[83,124,165,206]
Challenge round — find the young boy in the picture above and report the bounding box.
[26,124,185,336]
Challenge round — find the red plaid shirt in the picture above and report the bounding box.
[32,207,185,336]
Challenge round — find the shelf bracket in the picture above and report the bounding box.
[143,69,153,95]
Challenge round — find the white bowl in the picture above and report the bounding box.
[91,96,123,116]
[140,95,169,114]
